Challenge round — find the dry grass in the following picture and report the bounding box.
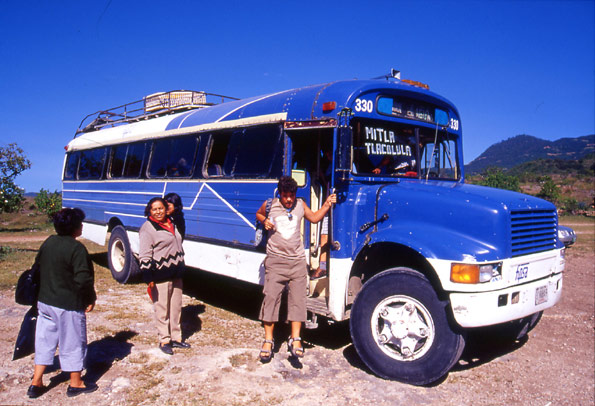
[128,352,151,364]
[122,357,168,403]
[229,351,258,370]
[230,393,284,406]
[559,215,594,255]
[0,241,44,289]
[0,199,53,234]
[193,304,261,349]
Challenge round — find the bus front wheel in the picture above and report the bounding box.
[350,267,465,385]
[107,226,140,284]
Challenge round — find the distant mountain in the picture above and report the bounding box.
[465,134,595,174]
[508,153,594,177]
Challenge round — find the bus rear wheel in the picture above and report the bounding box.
[350,267,465,385]
[108,226,140,284]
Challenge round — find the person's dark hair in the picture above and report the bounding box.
[278,176,298,195]
[164,193,183,214]
[53,207,86,236]
[144,197,167,217]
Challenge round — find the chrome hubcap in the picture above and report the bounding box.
[110,239,125,273]
[371,295,435,361]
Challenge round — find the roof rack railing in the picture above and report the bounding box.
[75,90,239,137]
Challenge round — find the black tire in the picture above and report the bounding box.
[350,267,465,385]
[107,226,140,284]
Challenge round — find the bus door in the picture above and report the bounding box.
[287,128,334,271]
[327,115,352,267]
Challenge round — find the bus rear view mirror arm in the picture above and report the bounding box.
[360,213,390,233]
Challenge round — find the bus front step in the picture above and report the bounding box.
[306,296,330,327]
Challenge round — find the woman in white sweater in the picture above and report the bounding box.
[139,197,190,355]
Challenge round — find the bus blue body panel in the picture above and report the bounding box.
[63,180,278,247]
[335,180,558,263]
[163,80,459,130]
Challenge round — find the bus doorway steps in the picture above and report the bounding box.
[306,296,330,320]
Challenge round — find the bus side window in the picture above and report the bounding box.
[109,145,126,178]
[78,147,107,180]
[166,136,198,178]
[148,136,198,178]
[123,142,146,178]
[149,139,170,178]
[109,142,147,179]
[204,132,232,178]
[64,151,80,180]
[226,126,283,178]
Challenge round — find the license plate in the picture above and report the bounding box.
[535,285,548,305]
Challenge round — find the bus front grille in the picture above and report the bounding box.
[510,209,557,257]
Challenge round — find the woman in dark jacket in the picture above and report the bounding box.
[140,197,190,355]
[27,208,97,399]
[164,192,185,240]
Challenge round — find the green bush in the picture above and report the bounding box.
[0,181,25,213]
[34,189,62,219]
[477,167,521,192]
[559,197,580,213]
[0,246,13,261]
[536,176,561,204]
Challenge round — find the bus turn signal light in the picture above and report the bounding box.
[450,264,480,284]
[322,101,336,112]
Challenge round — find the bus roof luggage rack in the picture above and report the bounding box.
[75,90,238,136]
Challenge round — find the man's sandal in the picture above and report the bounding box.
[288,337,304,358]
[259,339,274,363]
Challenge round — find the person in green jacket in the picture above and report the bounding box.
[27,208,98,399]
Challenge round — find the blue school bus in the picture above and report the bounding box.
[62,71,565,385]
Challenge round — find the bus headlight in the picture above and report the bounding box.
[450,262,502,284]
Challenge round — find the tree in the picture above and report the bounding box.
[0,143,31,213]
[477,167,521,192]
[536,176,561,204]
[34,189,62,219]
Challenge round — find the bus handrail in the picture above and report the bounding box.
[74,90,239,137]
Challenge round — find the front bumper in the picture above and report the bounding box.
[449,272,563,328]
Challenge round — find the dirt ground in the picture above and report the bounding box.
[0,233,593,406]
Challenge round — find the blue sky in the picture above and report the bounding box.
[1,0,593,193]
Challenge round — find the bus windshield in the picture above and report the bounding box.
[351,118,460,180]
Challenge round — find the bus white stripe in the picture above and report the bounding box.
[189,183,206,211]
[62,197,146,206]
[62,188,162,195]
[204,183,256,230]
[104,211,145,219]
